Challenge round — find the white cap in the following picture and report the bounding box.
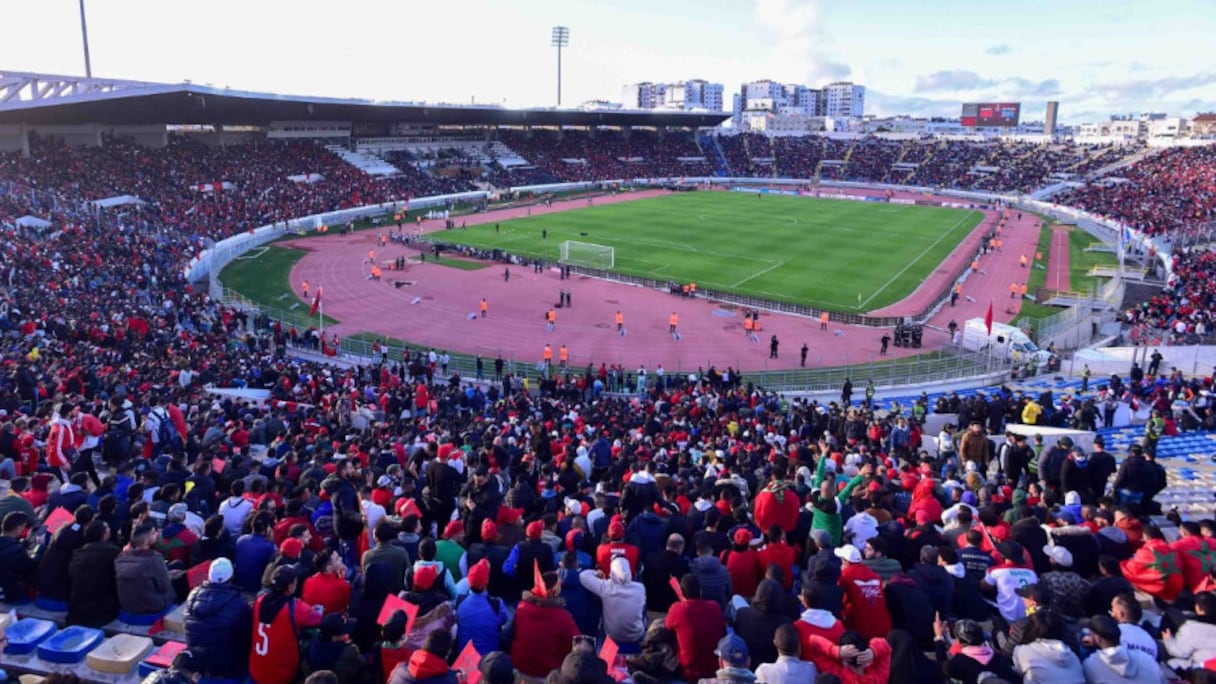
[1064,491,1081,506]
[377,475,393,487]
[209,557,234,584]
[1043,544,1074,568]
[833,544,862,564]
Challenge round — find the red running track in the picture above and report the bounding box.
[1045,225,1073,293]
[287,190,1031,372]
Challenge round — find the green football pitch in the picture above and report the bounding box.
[439,192,983,311]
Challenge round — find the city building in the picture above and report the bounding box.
[822,82,865,119]
[621,79,723,111]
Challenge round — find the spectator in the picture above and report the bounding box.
[1082,615,1161,684]
[115,521,175,617]
[754,623,817,683]
[249,567,324,684]
[665,574,728,683]
[455,559,509,656]
[235,512,277,593]
[509,566,581,678]
[388,630,457,684]
[302,548,352,615]
[66,519,121,626]
[834,544,891,641]
[183,557,253,679]
[1011,610,1085,684]
[734,579,795,667]
[38,504,94,603]
[579,556,646,650]
[303,613,367,684]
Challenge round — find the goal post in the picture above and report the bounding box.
[559,240,615,270]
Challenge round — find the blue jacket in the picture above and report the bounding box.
[560,569,602,637]
[183,581,252,677]
[626,512,669,558]
[455,591,508,656]
[234,534,275,592]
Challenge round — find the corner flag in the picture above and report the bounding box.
[309,286,323,317]
[984,301,994,336]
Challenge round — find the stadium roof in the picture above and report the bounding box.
[0,71,731,128]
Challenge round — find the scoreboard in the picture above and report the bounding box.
[961,102,1021,127]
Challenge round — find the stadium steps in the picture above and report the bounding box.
[1120,281,1165,311]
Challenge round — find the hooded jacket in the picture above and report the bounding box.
[388,649,457,684]
[579,557,646,643]
[509,590,581,677]
[734,580,794,666]
[1163,616,1216,670]
[1082,644,1162,684]
[906,480,943,525]
[1012,639,1086,684]
[755,480,800,533]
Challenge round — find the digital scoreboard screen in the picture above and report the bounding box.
[961,102,1021,127]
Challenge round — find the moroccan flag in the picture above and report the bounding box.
[309,286,322,316]
[984,301,994,336]
[1120,538,1184,602]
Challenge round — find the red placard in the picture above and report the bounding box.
[452,641,482,684]
[599,637,627,681]
[44,507,74,535]
[187,560,212,589]
[211,457,227,474]
[144,641,186,669]
[377,594,419,633]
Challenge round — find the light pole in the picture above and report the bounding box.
[78,0,92,77]
[551,26,569,106]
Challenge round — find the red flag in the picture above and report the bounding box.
[531,559,548,599]
[309,286,322,316]
[984,301,994,336]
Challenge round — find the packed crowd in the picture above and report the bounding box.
[2,293,1216,684]
[1055,146,1216,237]
[0,129,1213,684]
[496,131,714,183]
[1124,248,1216,346]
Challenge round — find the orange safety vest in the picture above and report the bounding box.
[670,313,678,326]
[1010,283,1018,293]
[547,310,556,323]
[1020,284,1028,295]
[820,312,829,324]
[543,346,553,361]
[480,299,488,312]
[615,312,623,325]
[954,284,962,295]
[559,346,568,362]
[744,317,754,332]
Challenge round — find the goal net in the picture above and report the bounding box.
[559,240,615,270]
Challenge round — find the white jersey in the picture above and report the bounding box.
[986,564,1038,622]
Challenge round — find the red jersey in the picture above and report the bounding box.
[249,595,322,684]
[838,563,892,641]
[721,547,762,600]
[595,542,640,577]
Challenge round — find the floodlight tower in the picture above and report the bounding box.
[551,26,569,107]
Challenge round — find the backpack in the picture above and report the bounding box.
[155,408,183,453]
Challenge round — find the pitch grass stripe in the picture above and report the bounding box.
[858,210,980,309]
[436,193,982,311]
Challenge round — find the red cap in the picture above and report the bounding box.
[526,520,544,540]
[733,528,753,546]
[497,507,523,525]
[442,520,464,540]
[467,559,490,590]
[608,520,625,541]
[413,564,439,591]
[280,538,304,559]
[481,519,499,542]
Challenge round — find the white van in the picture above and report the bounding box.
[960,318,1052,366]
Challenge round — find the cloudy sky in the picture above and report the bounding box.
[3,0,1215,123]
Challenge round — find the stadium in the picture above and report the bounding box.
[1,7,1216,684]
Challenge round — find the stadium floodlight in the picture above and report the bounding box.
[551,26,570,106]
[560,240,614,270]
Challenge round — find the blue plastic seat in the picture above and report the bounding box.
[35,596,68,612]
[38,625,105,663]
[119,608,169,626]
[3,618,56,655]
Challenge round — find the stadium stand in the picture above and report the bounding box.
[2,123,1216,684]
